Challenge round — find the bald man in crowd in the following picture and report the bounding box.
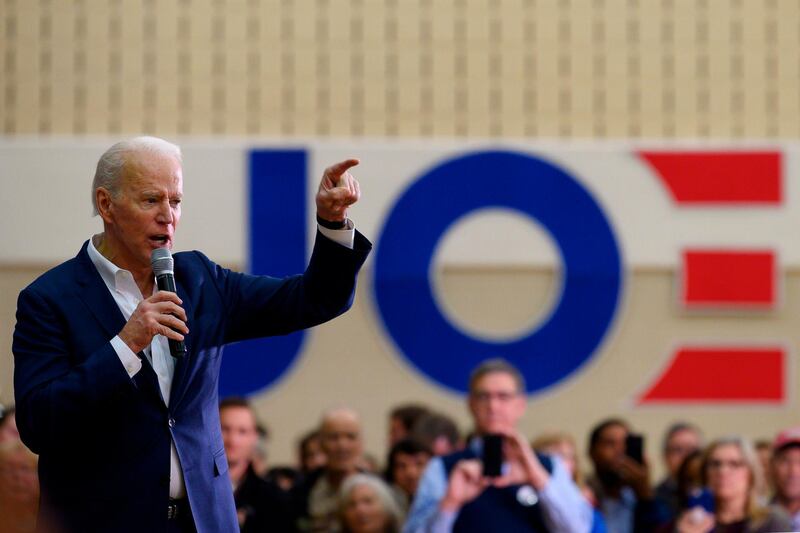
[291,407,365,532]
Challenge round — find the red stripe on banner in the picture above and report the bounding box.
[639,347,784,404]
[682,250,776,308]
[639,151,782,204]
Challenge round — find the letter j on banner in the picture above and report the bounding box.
[374,151,623,395]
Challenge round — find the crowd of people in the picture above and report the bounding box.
[1,358,799,533]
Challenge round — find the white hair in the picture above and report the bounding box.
[338,474,403,533]
[91,136,182,215]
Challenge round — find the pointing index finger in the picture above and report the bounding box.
[325,158,360,181]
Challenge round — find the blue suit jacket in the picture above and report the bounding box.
[13,231,371,533]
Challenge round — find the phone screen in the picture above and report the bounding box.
[625,434,644,464]
[482,434,503,477]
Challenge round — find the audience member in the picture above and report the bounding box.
[654,423,704,518]
[654,451,704,533]
[673,436,791,532]
[587,418,668,533]
[299,430,328,475]
[769,427,800,530]
[0,439,39,533]
[411,412,463,457]
[404,358,591,533]
[389,405,431,448]
[0,406,19,444]
[533,431,608,533]
[219,397,291,533]
[339,473,404,533]
[386,439,433,511]
[292,407,365,532]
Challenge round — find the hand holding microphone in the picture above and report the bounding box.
[118,248,188,357]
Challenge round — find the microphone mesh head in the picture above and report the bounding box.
[151,247,174,275]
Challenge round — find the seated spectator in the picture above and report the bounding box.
[654,422,703,518]
[0,406,19,444]
[533,431,608,533]
[769,427,800,530]
[292,407,365,532]
[389,404,431,448]
[674,436,791,533]
[411,412,462,457]
[587,418,668,533]
[386,439,433,511]
[219,397,291,533]
[299,429,328,475]
[339,473,404,533]
[404,359,591,533]
[0,439,39,533]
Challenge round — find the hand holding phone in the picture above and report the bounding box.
[482,434,504,477]
[625,433,644,465]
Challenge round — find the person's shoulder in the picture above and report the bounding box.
[22,245,85,296]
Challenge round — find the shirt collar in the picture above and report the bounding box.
[87,235,143,297]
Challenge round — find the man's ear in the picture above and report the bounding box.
[96,187,114,223]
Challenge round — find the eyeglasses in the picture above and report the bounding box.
[707,458,747,470]
[471,391,519,403]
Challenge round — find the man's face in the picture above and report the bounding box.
[220,406,258,467]
[664,428,702,477]
[468,372,525,435]
[98,151,182,272]
[392,451,431,497]
[591,423,628,472]
[772,447,800,503]
[320,413,363,475]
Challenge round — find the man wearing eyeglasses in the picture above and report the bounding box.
[402,359,591,533]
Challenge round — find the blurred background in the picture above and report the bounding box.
[1,0,799,479]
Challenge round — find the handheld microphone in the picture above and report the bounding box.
[150,248,187,358]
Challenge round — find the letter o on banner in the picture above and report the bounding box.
[374,151,623,395]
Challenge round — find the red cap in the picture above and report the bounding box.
[773,427,800,453]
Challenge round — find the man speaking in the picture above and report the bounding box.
[12,137,372,533]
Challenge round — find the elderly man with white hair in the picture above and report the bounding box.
[13,137,371,533]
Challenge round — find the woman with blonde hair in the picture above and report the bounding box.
[338,473,404,533]
[675,436,791,533]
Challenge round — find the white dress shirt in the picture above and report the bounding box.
[87,223,354,499]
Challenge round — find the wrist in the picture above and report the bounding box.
[316,214,346,230]
[439,495,463,513]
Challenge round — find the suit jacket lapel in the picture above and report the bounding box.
[74,241,166,408]
[74,242,128,341]
[167,275,194,409]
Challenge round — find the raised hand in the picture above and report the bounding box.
[440,459,489,512]
[118,291,188,354]
[316,159,361,222]
[494,430,550,491]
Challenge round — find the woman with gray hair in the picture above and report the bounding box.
[339,473,404,533]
